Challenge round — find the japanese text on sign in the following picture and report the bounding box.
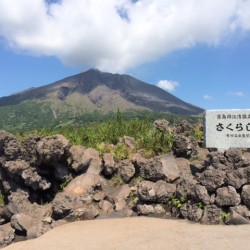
[204,110,250,149]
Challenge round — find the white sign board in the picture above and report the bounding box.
[204,109,250,148]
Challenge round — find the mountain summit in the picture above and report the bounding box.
[0,69,203,115]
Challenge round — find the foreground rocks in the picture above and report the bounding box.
[0,122,250,247]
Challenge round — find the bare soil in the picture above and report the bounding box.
[4,217,250,250]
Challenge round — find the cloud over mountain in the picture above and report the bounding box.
[0,0,250,72]
[156,80,179,92]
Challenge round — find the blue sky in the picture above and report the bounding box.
[0,0,250,110]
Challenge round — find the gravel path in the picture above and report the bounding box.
[4,217,250,250]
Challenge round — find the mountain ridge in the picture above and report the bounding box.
[0,69,203,115]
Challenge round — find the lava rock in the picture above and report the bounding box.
[102,153,116,177]
[137,204,155,215]
[37,135,70,164]
[180,202,203,222]
[241,185,250,209]
[199,168,226,192]
[172,135,199,159]
[225,209,250,225]
[0,223,15,248]
[215,186,241,207]
[64,173,102,196]
[154,119,171,133]
[99,200,114,213]
[137,181,156,202]
[201,205,222,225]
[67,145,88,173]
[136,154,180,182]
[174,120,193,136]
[155,180,176,203]
[117,160,135,183]
[227,167,250,189]
[195,185,211,205]
[0,131,21,160]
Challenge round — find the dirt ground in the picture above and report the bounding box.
[4,217,250,250]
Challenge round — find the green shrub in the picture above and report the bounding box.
[111,176,124,187]
[0,191,4,205]
[14,110,202,161]
[168,198,183,208]
[112,142,131,161]
[18,117,175,159]
[59,178,72,191]
[136,129,173,157]
[133,176,144,184]
[197,202,205,209]
[220,211,229,221]
[193,128,203,142]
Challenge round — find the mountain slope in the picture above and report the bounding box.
[0,69,203,131]
[0,69,203,115]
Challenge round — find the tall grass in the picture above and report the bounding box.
[0,191,4,205]
[17,116,174,159]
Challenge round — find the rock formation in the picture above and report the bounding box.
[0,120,250,247]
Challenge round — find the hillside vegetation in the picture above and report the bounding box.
[0,104,200,133]
[16,111,201,159]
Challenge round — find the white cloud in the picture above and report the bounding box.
[0,0,250,72]
[203,94,212,100]
[231,1,250,31]
[227,91,245,97]
[156,80,179,92]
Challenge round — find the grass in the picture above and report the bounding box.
[17,117,175,159]
[13,109,203,162]
[220,210,229,221]
[111,176,124,187]
[59,178,72,191]
[168,198,183,209]
[0,191,4,205]
[197,202,205,210]
[193,128,203,142]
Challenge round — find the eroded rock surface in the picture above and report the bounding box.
[0,126,249,248]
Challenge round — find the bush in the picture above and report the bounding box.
[0,191,4,205]
[17,117,174,159]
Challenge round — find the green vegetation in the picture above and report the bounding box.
[1,109,201,159]
[197,202,205,210]
[168,198,183,209]
[0,99,200,133]
[220,210,229,221]
[14,112,180,158]
[111,176,124,187]
[133,177,144,184]
[193,127,203,142]
[0,191,4,205]
[128,192,139,206]
[59,178,72,191]
[0,101,55,133]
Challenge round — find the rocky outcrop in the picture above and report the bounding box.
[201,205,222,225]
[117,160,135,183]
[172,135,199,158]
[215,186,241,207]
[241,185,250,209]
[134,154,180,182]
[0,223,14,248]
[102,153,116,176]
[36,135,70,164]
[199,168,226,192]
[154,119,171,133]
[0,123,250,248]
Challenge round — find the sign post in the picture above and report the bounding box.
[204,109,250,149]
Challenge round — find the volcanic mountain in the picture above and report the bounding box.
[0,69,203,114]
[0,69,204,131]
